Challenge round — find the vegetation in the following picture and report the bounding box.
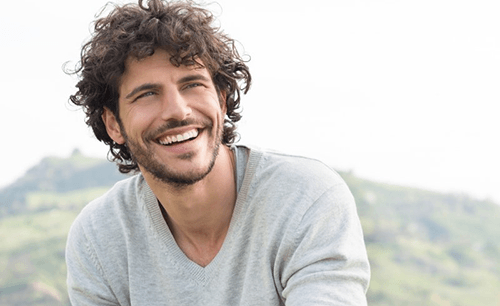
[343,173,500,305]
[0,152,499,305]
[0,149,125,217]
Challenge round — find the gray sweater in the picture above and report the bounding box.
[66,145,370,305]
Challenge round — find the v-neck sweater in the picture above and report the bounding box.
[66,145,370,305]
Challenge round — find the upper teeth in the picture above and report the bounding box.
[158,129,199,145]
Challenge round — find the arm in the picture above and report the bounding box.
[66,219,121,306]
[281,182,370,305]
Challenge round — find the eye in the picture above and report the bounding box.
[184,83,203,90]
[134,91,157,101]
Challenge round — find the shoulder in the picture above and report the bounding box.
[68,174,146,244]
[263,149,341,180]
[66,175,148,304]
[78,174,143,219]
[235,145,356,229]
[247,146,348,200]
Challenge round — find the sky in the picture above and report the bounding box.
[1,0,499,204]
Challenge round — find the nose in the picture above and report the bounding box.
[161,89,192,121]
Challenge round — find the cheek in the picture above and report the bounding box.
[120,108,155,137]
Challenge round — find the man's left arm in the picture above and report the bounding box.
[280,181,370,305]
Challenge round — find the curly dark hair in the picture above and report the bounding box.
[67,0,251,174]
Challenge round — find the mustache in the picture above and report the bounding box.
[146,118,212,140]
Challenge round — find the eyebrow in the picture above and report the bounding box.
[177,74,212,85]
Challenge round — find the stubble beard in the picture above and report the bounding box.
[120,121,223,188]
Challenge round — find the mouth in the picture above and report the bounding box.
[156,128,200,146]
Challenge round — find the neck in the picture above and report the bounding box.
[143,145,237,263]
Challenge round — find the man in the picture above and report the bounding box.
[65,0,370,305]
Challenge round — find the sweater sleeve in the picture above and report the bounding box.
[66,217,121,306]
[280,181,370,306]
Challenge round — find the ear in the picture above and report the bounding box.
[102,107,126,145]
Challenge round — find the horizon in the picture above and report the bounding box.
[3,146,499,207]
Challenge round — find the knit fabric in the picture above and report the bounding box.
[66,145,370,305]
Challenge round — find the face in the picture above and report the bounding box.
[102,49,226,186]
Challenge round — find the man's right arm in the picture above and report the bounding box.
[66,219,121,306]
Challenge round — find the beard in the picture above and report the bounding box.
[120,118,223,188]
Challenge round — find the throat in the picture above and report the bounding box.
[157,200,229,267]
[178,236,226,267]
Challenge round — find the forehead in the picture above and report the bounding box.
[119,49,210,88]
[125,49,204,74]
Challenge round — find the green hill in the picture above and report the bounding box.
[0,149,126,218]
[342,173,500,305]
[0,152,499,305]
[0,150,128,305]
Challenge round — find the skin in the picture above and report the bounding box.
[102,48,237,267]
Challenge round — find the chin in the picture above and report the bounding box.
[148,143,220,187]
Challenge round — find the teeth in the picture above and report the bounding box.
[158,129,199,145]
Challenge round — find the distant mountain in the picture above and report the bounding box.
[1,151,499,305]
[0,149,127,217]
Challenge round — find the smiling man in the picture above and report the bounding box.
[104,49,228,188]
[65,0,370,305]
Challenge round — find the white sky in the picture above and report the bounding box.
[1,0,499,204]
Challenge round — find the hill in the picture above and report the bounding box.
[0,151,499,305]
[342,172,500,305]
[0,149,126,218]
